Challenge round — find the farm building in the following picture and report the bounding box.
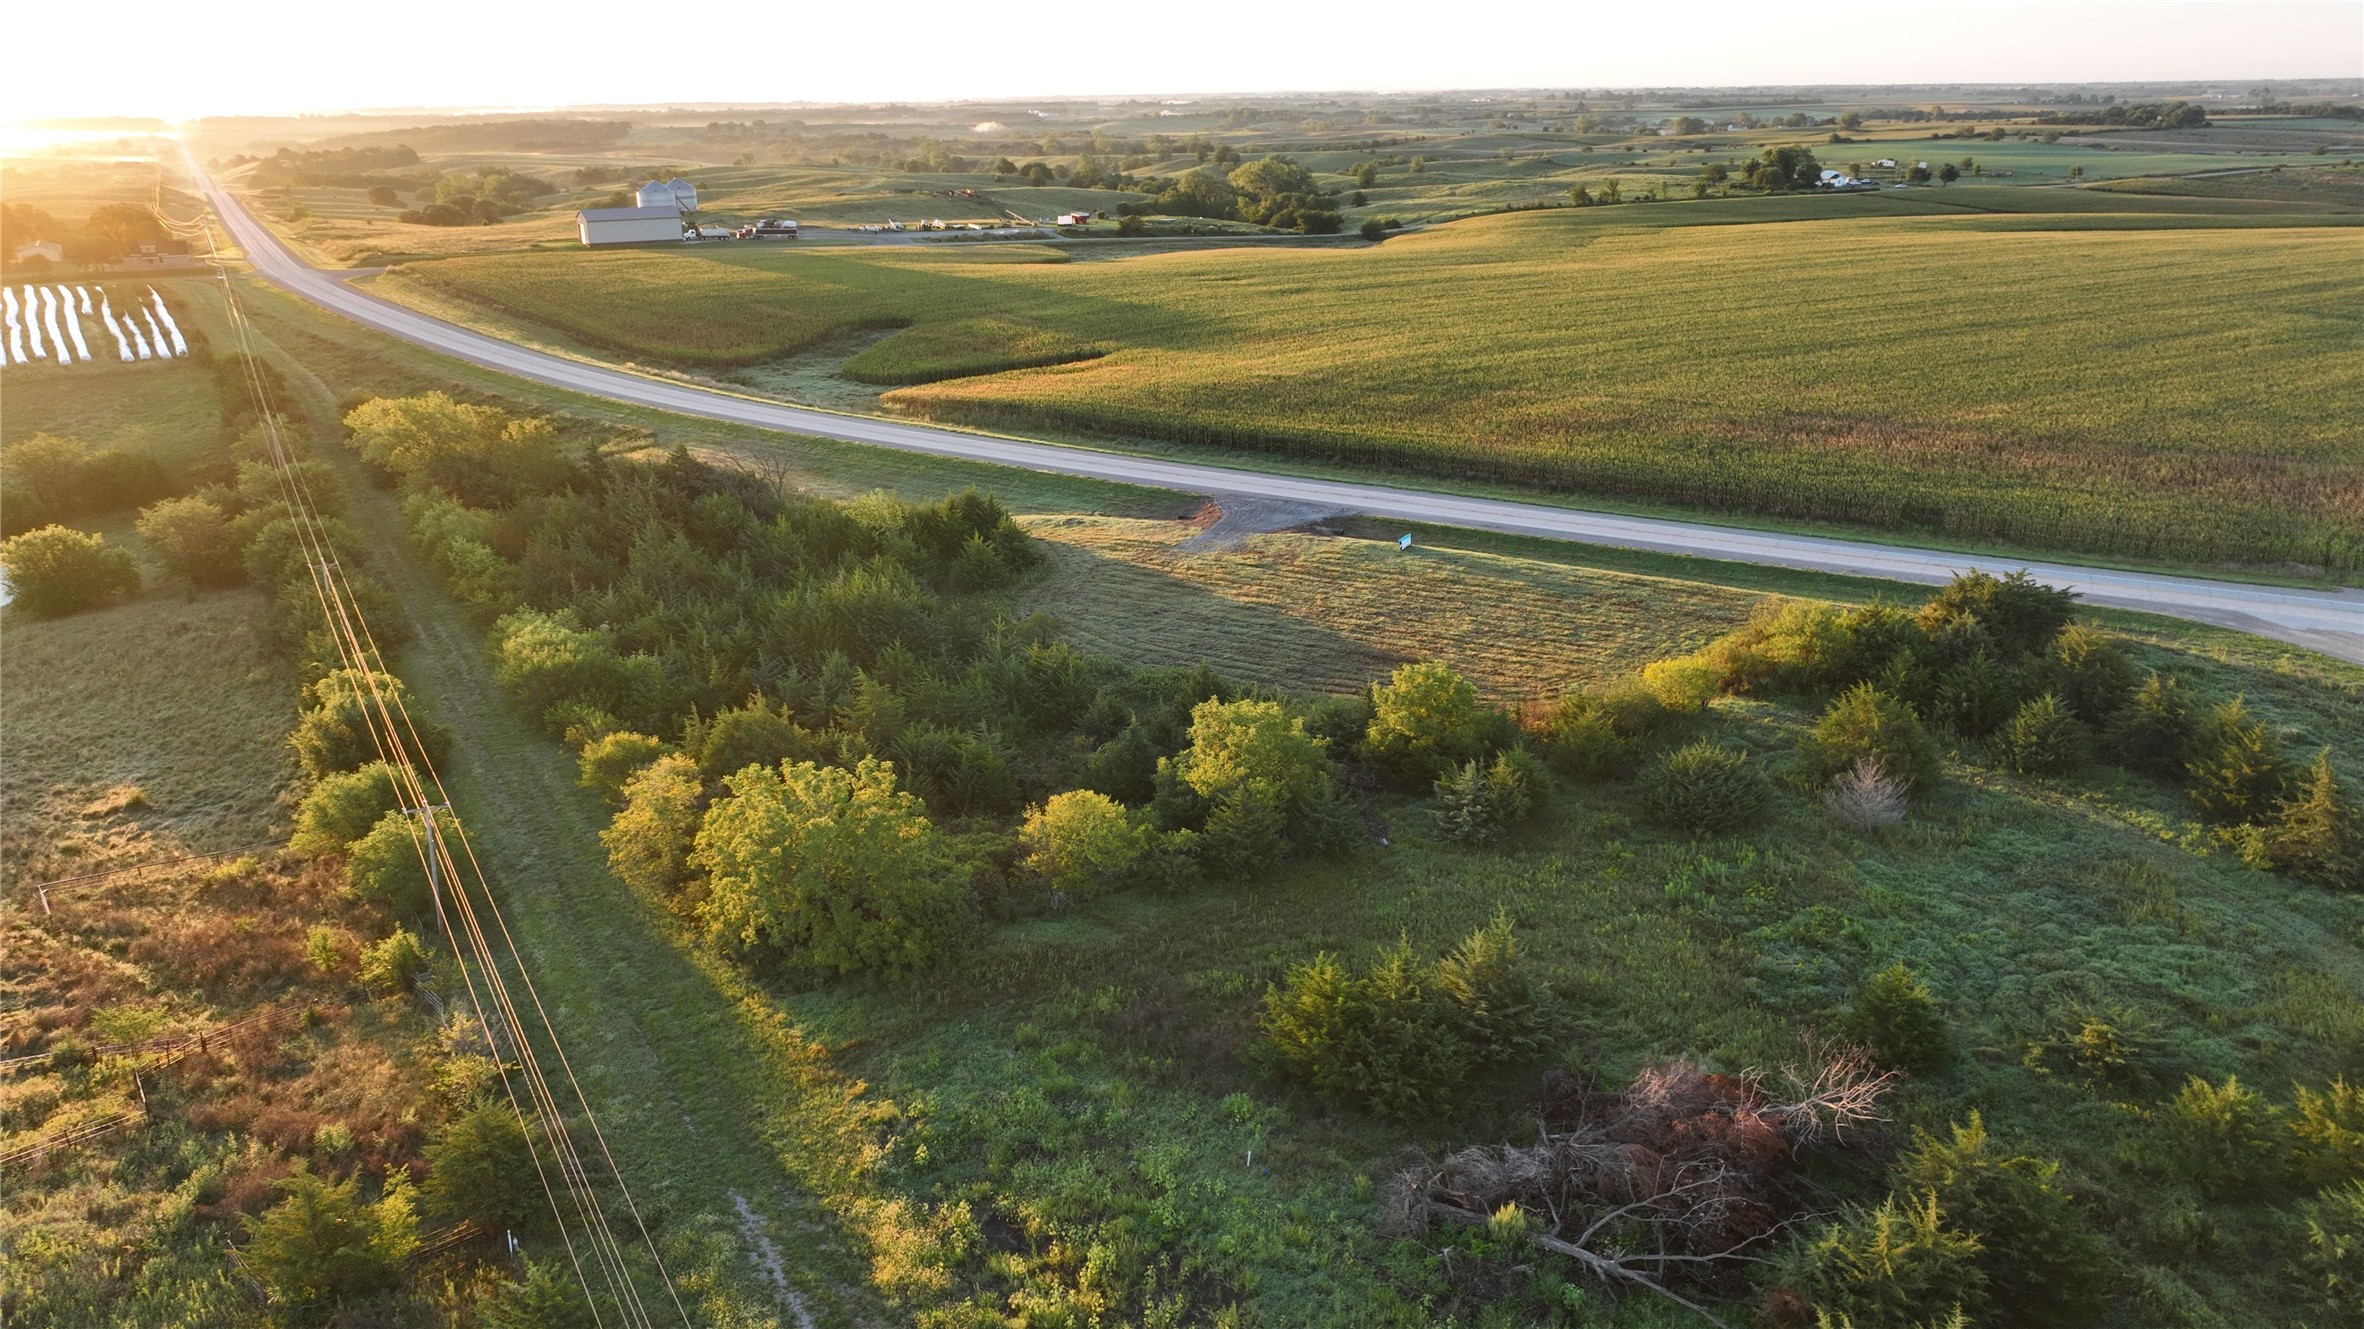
[1055,212,1092,225]
[635,177,697,211]
[578,205,686,246]
[12,240,63,265]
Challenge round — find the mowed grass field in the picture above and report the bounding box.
[385,194,2364,573]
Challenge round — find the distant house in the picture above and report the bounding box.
[1055,212,1091,226]
[1875,158,1898,169]
[11,240,63,265]
[635,177,697,212]
[578,205,686,246]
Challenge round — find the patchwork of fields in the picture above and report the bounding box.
[386,195,2364,573]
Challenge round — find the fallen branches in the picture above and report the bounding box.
[1391,1047,1898,1325]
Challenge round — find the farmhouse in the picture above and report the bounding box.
[12,240,63,265]
[577,205,686,246]
[635,177,697,211]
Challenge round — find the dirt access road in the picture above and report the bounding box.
[192,156,2364,664]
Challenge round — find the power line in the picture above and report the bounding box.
[160,150,690,1328]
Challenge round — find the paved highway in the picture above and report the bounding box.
[193,160,2364,664]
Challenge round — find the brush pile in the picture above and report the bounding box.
[1389,1047,1897,1319]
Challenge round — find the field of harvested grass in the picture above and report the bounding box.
[387,197,2364,573]
[1021,515,1763,698]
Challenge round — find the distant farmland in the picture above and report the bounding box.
[386,199,2364,573]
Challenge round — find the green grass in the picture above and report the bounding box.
[383,196,2364,575]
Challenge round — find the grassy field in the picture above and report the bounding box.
[381,193,2364,575]
[11,228,2364,1324]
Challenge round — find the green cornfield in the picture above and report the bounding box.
[389,201,2364,573]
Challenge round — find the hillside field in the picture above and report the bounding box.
[380,194,2364,575]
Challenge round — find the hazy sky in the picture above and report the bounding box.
[4,1,2357,122]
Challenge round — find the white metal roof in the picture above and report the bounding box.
[580,205,685,222]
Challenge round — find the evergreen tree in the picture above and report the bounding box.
[2185,696,2290,824]
[2270,752,2364,888]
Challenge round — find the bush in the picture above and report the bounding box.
[1996,692,2083,775]
[290,763,404,856]
[1637,741,1771,834]
[2268,752,2364,889]
[1431,759,1500,845]
[1639,654,1719,712]
[360,925,431,993]
[2298,1181,2364,1326]
[1779,1193,1983,1329]
[1020,789,1149,899]
[1261,919,1547,1118]
[1842,962,1949,1074]
[346,811,432,918]
[137,496,247,587]
[0,525,139,616]
[2108,671,2197,776]
[2293,1078,2364,1186]
[1533,696,1634,779]
[2154,1074,2285,1197]
[1801,685,1942,793]
[422,1100,541,1229]
[241,1168,418,1307]
[692,757,958,975]
[1823,758,1908,831]
[1485,746,1551,824]
[1891,1115,2108,1327]
[290,668,451,779]
[2036,624,2136,724]
[1929,652,2016,738]
[1358,217,1384,240]
[601,754,704,896]
[2185,696,2290,824]
[577,730,668,804]
[480,1258,597,1329]
[1364,661,1496,783]
[1916,570,2076,657]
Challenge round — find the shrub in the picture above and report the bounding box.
[1533,696,1634,779]
[1801,685,1942,793]
[422,1100,541,1229]
[2108,671,2197,776]
[360,925,431,993]
[2268,752,2364,889]
[1823,758,1908,831]
[2036,624,2136,724]
[2154,1074,2285,1197]
[1431,912,1552,1059]
[1996,692,2083,775]
[1261,919,1547,1119]
[137,496,247,587]
[290,762,404,856]
[1916,569,2076,657]
[1891,1115,2108,1327]
[480,1258,597,1329]
[602,754,704,896]
[2185,696,2290,824]
[0,525,139,616]
[1364,661,1496,783]
[1639,654,1719,712]
[290,668,450,779]
[1779,1193,1983,1329]
[2298,1181,2364,1326]
[1843,962,1949,1074]
[1637,741,1771,834]
[1020,789,1149,899]
[2293,1078,2364,1186]
[1261,947,1466,1119]
[1484,746,1551,824]
[242,1168,418,1307]
[346,811,432,918]
[1432,759,1500,845]
[1929,652,2016,738]
[692,757,958,975]
[577,730,668,804]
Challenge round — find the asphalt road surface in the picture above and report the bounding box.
[193,161,2364,664]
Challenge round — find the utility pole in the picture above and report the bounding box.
[414,803,453,943]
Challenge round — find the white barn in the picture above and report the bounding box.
[578,205,685,246]
[635,177,697,211]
